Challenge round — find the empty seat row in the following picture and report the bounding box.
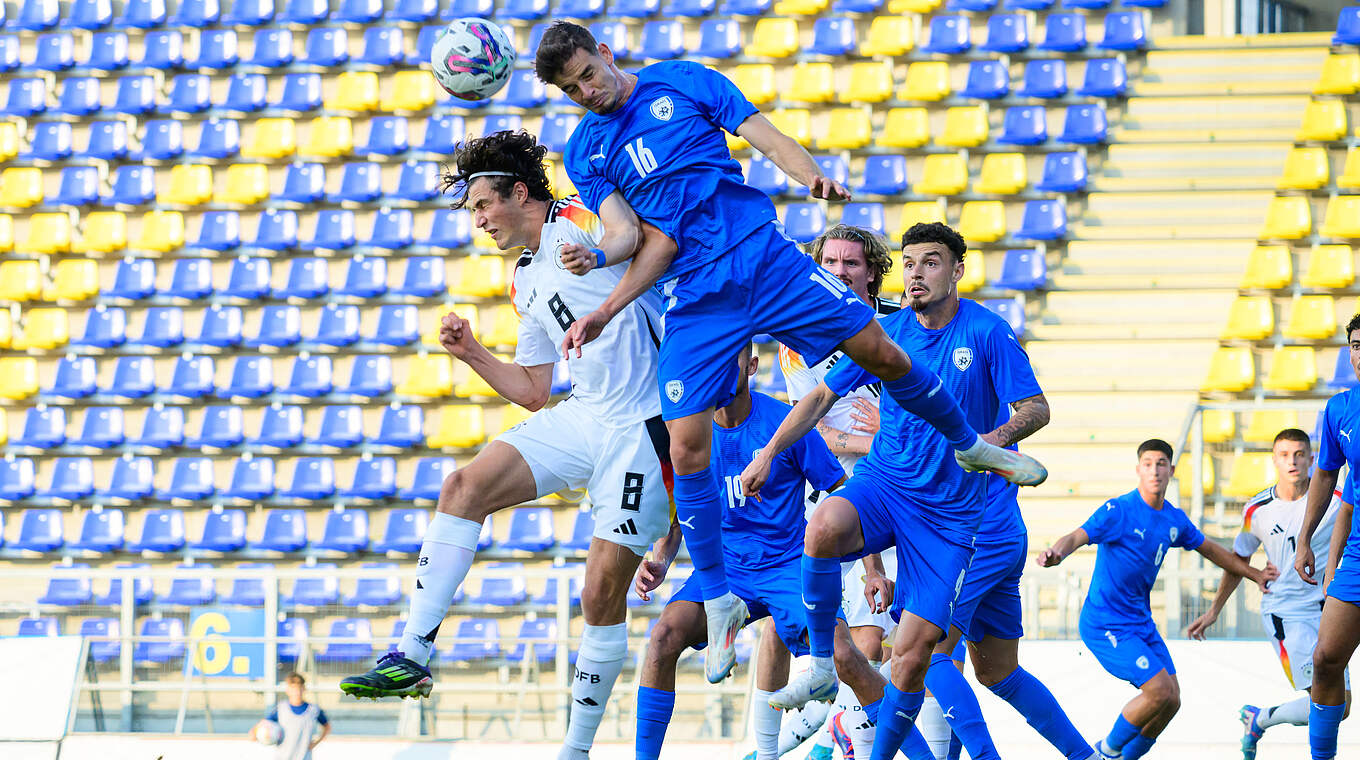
[1259,195,1360,241]
[1277,145,1360,192]
[1239,244,1358,290]
[1220,294,1345,342]
[751,151,1088,201]
[1202,345,1326,394]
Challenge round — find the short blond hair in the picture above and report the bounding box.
[808,225,894,298]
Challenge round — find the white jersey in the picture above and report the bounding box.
[1235,484,1343,618]
[512,195,664,427]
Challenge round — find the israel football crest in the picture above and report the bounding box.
[952,347,974,371]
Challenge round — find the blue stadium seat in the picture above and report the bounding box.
[411,24,442,66]
[563,0,605,18]
[446,618,500,662]
[274,258,327,300]
[422,209,473,249]
[1060,103,1107,144]
[220,454,272,498]
[72,407,125,449]
[1007,0,1052,6]
[193,117,242,158]
[666,0,715,13]
[26,122,71,161]
[373,508,430,553]
[166,354,216,398]
[589,21,630,59]
[31,32,74,71]
[345,563,402,606]
[0,37,15,72]
[617,0,660,14]
[342,457,397,500]
[1036,151,1087,193]
[811,155,849,195]
[533,571,584,607]
[72,308,126,349]
[636,20,684,60]
[274,72,321,113]
[961,60,1009,100]
[694,19,740,59]
[1337,6,1360,45]
[0,460,37,502]
[1079,58,1128,98]
[52,166,98,205]
[85,31,128,71]
[190,29,238,70]
[280,355,331,398]
[857,155,909,196]
[341,355,394,397]
[747,156,789,196]
[360,116,408,156]
[508,618,556,663]
[158,457,215,501]
[924,15,971,55]
[313,408,363,449]
[18,618,60,637]
[104,165,156,206]
[445,0,493,16]
[191,508,247,552]
[163,74,211,114]
[1330,347,1360,389]
[15,509,64,551]
[39,563,94,605]
[71,508,126,553]
[288,563,344,606]
[367,208,415,250]
[332,163,381,204]
[223,0,274,25]
[470,562,528,606]
[562,509,594,552]
[999,105,1048,145]
[4,78,46,117]
[949,0,995,8]
[840,202,887,236]
[370,304,420,346]
[1018,60,1066,99]
[223,74,266,114]
[82,619,121,662]
[15,0,59,29]
[252,405,304,448]
[85,120,130,160]
[104,355,155,398]
[994,249,1047,290]
[392,160,440,203]
[219,563,269,605]
[252,210,299,253]
[526,22,551,58]
[1016,199,1067,241]
[52,76,98,116]
[1099,11,1147,50]
[139,30,184,69]
[132,407,185,450]
[357,26,403,67]
[317,509,369,554]
[539,112,580,155]
[784,203,827,244]
[97,457,154,501]
[392,0,436,21]
[256,510,309,553]
[160,564,215,606]
[191,211,242,252]
[45,355,99,398]
[478,517,494,551]
[15,407,67,450]
[309,304,361,347]
[128,508,187,553]
[248,305,302,348]
[503,0,549,19]
[1038,13,1086,53]
[981,13,1028,53]
[501,71,547,109]
[278,617,307,661]
[389,256,443,297]
[502,507,556,552]
[338,0,384,22]
[806,19,855,58]
[70,0,113,28]
[171,0,219,25]
[223,257,272,299]
[281,0,327,23]
[315,619,372,663]
[373,405,423,448]
[134,617,186,664]
[720,0,768,13]
[163,258,213,300]
[191,405,245,449]
[117,0,166,27]
[482,114,523,137]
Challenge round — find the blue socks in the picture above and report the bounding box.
[636,686,676,760]
[989,666,1094,760]
[924,653,1001,760]
[870,683,924,760]
[862,698,881,723]
[946,731,963,760]
[673,467,729,601]
[802,554,843,658]
[1104,714,1141,754]
[1123,733,1155,760]
[1310,701,1345,760]
[883,360,976,449]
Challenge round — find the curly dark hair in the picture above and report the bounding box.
[900,221,967,264]
[440,130,554,210]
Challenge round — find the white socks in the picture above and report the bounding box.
[838,683,875,758]
[778,699,830,753]
[398,512,482,665]
[562,622,629,756]
[1260,695,1312,728]
[753,689,783,760]
[917,696,953,760]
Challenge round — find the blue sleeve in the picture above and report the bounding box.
[562,123,616,215]
[824,356,877,398]
[265,707,278,722]
[676,61,759,134]
[1345,472,1356,505]
[983,317,1043,405]
[1081,501,1119,544]
[1317,394,1347,472]
[792,429,847,493]
[1175,509,1206,550]
[315,708,329,726]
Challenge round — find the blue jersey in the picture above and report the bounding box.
[563,61,777,282]
[711,392,845,571]
[1080,489,1206,628]
[1316,389,1360,556]
[824,299,1041,537]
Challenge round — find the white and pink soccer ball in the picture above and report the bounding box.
[430,18,517,101]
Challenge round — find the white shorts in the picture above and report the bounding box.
[496,399,672,556]
[1262,611,1351,690]
[842,554,897,634]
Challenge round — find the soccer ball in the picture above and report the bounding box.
[430,18,517,101]
[255,719,283,746]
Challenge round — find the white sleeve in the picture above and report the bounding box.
[1232,531,1261,558]
[779,346,820,404]
[513,314,558,368]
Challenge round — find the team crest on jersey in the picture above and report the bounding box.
[665,379,684,403]
[650,96,675,121]
[1169,527,1179,544]
[952,347,974,371]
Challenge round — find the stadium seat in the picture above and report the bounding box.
[637,20,685,60]
[187,508,247,553]
[333,162,382,204]
[835,61,892,105]
[1225,452,1276,498]
[0,122,15,161]
[219,355,272,399]
[470,562,529,606]
[128,306,184,348]
[188,210,241,252]
[807,17,856,56]
[0,356,39,400]
[253,510,308,554]
[281,355,331,397]
[923,15,971,54]
[216,562,269,605]
[326,72,379,113]
[356,116,407,157]
[398,458,456,502]
[0,38,15,73]
[276,258,328,300]
[1315,53,1360,95]
[301,117,354,159]
[306,209,356,251]
[917,154,969,196]
[1335,6,1360,45]
[158,75,207,116]
[367,304,417,347]
[1323,196,1360,239]
[280,0,326,22]
[34,457,93,502]
[994,249,1047,290]
[51,259,99,302]
[252,406,304,449]
[300,27,348,68]
[1060,103,1107,144]
[342,355,394,397]
[273,73,321,114]
[748,18,798,58]
[508,618,557,663]
[391,162,439,204]
[1241,409,1298,445]
[1079,59,1128,98]
[17,618,61,639]
[1099,12,1147,51]
[86,31,129,71]
[104,165,156,207]
[839,202,887,236]
[446,618,500,662]
[373,508,429,553]
[342,458,397,500]
[317,509,370,554]
[392,0,436,20]
[978,154,1028,196]
[0,167,42,208]
[502,508,557,552]
[902,62,951,102]
[15,0,59,30]
[730,64,775,105]
[28,121,72,161]
[1222,296,1274,340]
[588,21,631,59]
[223,0,274,25]
[0,458,37,501]
[1034,152,1086,194]
[283,457,337,500]
[961,60,1009,100]
[189,29,238,70]
[101,355,153,398]
[940,106,989,147]
[313,618,373,663]
[1202,346,1255,392]
[1301,244,1354,289]
[191,405,245,450]
[345,563,402,607]
[857,155,909,196]
[426,405,487,449]
[1261,196,1312,239]
[1016,199,1066,240]
[1038,13,1086,52]
[126,508,187,553]
[1284,295,1338,340]
[14,509,63,551]
[311,407,362,449]
[46,355,99,396]
[1019,60,1067,99]
[1298,99,1348,141]
[0,261,40,301]
[92,458,153,503]
[132,617,186,663]
[1241,245,1293,289]
[540,112,581,154]
[77,211,128,254]
[19,215,73,256]
[3,78,46,117]
[370,405,423,448]
[15,407,67,449]
[783,203,827,244]
[83,619,121,662]
[690,18,739,59]
[71,0,114,28]
[355,26,403,67]
[273,163,324,206]
[303,304,358,349]
[981,13,1028,53]
[72,407,125,449]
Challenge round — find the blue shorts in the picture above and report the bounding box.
[1079,617,1176,688]
[836,472,975,634]
[952,536,1027,643]
[1327,546,1360,605]
[657,222,876,419]
[670,555,842,657]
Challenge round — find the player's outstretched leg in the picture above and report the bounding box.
[340,443,537,699]
[1309,595,1360,760]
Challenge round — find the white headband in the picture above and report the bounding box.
[466,171,517,180]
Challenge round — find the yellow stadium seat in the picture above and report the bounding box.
[894,200,947,239]
[790,62,835,104]
[977,153,1027,195]
[844,61,894,103]
[1222,296,1274,340]
[381,70,437,112]
[1241,245,1292,289]
[133,210,184,253]
[325,71,380,112]
[0,357,38,400]
[1322,195,1360,238]
[19,307,68,349]
[888,0,940,10]
[471,226,496,250]
[1260,196,1311,239]
[77,211,128,254]
[240,118,296,159]
[0,122,17,162]
[0,214,12,252]
[957,251,985,293]
[773,0,827,14]
[730,64,776,106]
[957,201,1006,243]
[748,18,799,58]
[1,167,43,208]
[767,109,812,147]
[1226,453,1276,498]
[726,131,750,152]
[1263,346,1317,391]
[481,304,520,348]
[916,154,969,196]
[902,62,951,102]
[880,270,904,295]
[497,404,533,434]
[21,213,72,254]
[1297,100,1347,142]
[861,15,915,57]
[1302,244,1355,288]
[551,161,576,196]
[1338,148,1360,189]
[940,106,989,148]
[0,311,9,348]
[426,405,486,449]
[50,259,99,301]
[819,108,872,150]
[163,164,213,206]
[1177,452,1215,500]
[1316,53,1360,95]
[455,366,501,398]
[1200,409,1235,444]
[452,256,508,297]
[0,260,42,302]
[881,108,930,148]
[300,116,354,158]
[1279,147,1329,190]
[1243,409,1300,444]
[1283,294,1337,340]
[1202,346,1255,392]
[396,354,454,397]
[217,164,270,206]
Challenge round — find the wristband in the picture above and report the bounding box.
[591,247,607,268]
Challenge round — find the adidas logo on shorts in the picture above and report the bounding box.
[613,519,639,536]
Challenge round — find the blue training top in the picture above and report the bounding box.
[1317,388,1360,561]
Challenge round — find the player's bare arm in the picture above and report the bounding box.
[635,521,684,602]
[740,383,843,499]
[439,311,554,410]
[1036,528,1089,567]
[1187,560,1249,640]
[1324,498,1352,588]
[562,221,677,359]
[983,393,1051,447]
[735,113,850,202]
[559,190,643,275]
[1197,539,1278,593]
[1295,467,1341,584]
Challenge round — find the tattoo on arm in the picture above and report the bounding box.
[988,393,1050,448]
